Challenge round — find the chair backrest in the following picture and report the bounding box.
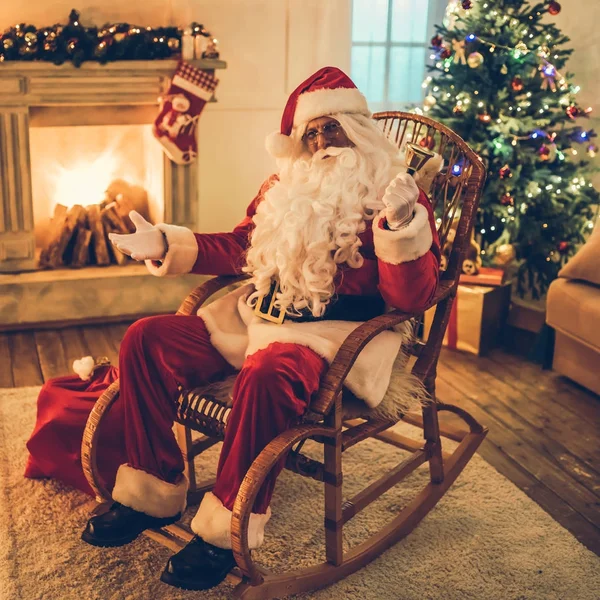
[373,111,486,285]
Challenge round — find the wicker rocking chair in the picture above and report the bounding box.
[81,111,488,599]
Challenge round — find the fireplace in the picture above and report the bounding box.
[0,58,226,329]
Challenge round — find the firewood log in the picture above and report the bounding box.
[87,204,111,266]
[62,205,87,265]
[71,228,93,267]
[101,203,130,234]
[42,204,86,268]
[113,193,137,232]
[39,204,68,267]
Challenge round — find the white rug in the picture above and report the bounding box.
[1,386,598,600]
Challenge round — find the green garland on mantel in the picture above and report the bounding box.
[0,9,219,67]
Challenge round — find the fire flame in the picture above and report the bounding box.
[51,150,121,210]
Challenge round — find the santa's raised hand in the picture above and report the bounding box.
[382,172,420,230]
[108,211,167,262]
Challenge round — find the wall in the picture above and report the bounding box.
[0,1,351,233]
[552,2,600,189]
[553,2,600,128]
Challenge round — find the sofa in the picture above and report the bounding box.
[546,220,600,395]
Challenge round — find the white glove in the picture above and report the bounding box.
[107,211,167,262]
[382,173,420,230]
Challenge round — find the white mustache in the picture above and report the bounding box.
[312,146,346,161]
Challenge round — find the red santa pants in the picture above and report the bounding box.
[114,314,327,527]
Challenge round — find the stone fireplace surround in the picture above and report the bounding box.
[0,58,226,329]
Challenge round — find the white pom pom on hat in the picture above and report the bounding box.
[265,131,295,159]
[265,66,370,159]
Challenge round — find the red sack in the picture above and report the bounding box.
[25,364,126,496]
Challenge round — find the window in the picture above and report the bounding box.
[351,0,447,111]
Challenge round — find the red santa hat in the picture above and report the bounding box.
[265,66,370,158]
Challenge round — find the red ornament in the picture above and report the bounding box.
[566,105,579,119]
[453,105,464,115]
[557,241,569,253]
[431,35,443,48]
[538,144,551,161]
[478,113,492,123]
[419,135,436,150]
[440,47,452,59]
[548,1,561,15]
[499,164,512,179]
[511,76,524,92]
[501,193,515,206]
[462,0,473,9]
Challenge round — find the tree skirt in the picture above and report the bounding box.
[1,386,598,600]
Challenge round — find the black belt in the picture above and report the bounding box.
[255,280,385,324]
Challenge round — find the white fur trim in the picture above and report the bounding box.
[197,284,255,369]
[191,491,271,550]
[111,464,187,518]
[265,130,294,158]
[294,87,370,128]
[373,203,433,265]
[145,223,198,277]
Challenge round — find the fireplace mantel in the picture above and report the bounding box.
[0,58,226,272]
[0,59,227,107]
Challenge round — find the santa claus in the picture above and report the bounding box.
[81,66,441,591]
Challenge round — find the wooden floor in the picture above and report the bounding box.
[1,323,599,556]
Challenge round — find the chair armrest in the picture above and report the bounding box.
[176,274,251,316]
[309,281,455,416]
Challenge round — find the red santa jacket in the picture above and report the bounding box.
[185,175,441,314]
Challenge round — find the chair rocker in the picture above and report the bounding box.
[81,111,488,599]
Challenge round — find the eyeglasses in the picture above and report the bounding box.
[302,121,343,144]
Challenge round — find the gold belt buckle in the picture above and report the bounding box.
[254,279,285,324]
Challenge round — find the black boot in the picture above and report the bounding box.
[160,536,237,590]
[81,502,181,547]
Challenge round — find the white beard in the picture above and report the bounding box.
[245,141,396,318]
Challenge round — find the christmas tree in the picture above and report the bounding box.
[424,0,599,298]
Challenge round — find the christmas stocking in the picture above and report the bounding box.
[153,60,219,165]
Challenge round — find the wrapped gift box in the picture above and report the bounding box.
[423,282,511,356]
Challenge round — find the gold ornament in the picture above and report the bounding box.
[167,37,180,50]
[2,38,14,50]
[467,52,484,68]
[537,45,550,59]
[500,64,508,75]
[494,243,516,266]
[514,42,529,54]
[423,94,437,109]
[113,32,126,43]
